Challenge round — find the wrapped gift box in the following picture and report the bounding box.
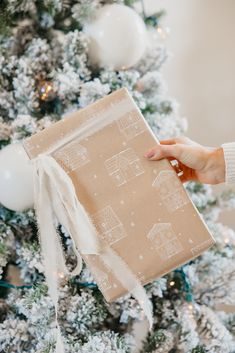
[23,87,216,302]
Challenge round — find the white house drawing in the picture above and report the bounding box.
[54,139,90,172]
[104,148,144,187]
[91,205,127,245]
[152,170,189,212]
[147,222,183,260]
[116,111,147,140]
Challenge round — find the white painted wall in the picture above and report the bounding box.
[141,0,235,228]
[144,0,235,145]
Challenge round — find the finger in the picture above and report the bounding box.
[176,166,192,183]
[144,137,193,158]
[178,165,199,183]
[144,143,183,161]
[144,138,180,156]
[145,143,205,170]
[172,165,182,177]
[178,173,188,183]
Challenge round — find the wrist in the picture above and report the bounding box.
[207,147,226,184]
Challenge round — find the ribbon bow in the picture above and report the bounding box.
[32,154,153,353]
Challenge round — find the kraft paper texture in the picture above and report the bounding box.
[23,87,216,302]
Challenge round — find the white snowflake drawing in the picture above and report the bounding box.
[91,205,127,245]
[116,110,147,140]
[152,170,190,212]
[54,139,90,172]
[104,148,145,187]
[146,222,183,260]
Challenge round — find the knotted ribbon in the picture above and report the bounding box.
[31,153,153,353]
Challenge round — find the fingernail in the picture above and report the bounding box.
[144,150,155,158]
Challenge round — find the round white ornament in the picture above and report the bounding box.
[84,4,148,70]
[0,143,34,211]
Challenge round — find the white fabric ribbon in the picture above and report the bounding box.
[31,154,153,353]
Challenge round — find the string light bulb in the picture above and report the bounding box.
[38,80,56,102]
[186,302,195,319]
[187,303,194,311]
[156,26,170,40]
[53,270,65,279]
[57,271,65,279]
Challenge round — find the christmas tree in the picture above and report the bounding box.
[1,1,235,352]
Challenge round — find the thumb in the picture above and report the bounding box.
[144,143,205,170]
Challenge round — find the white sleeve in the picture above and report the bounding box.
[221,142,235,184]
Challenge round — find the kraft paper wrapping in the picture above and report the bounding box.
[23,87,216,302]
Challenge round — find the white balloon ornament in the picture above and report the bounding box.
[84,4,148,70]
[0,143,34,212]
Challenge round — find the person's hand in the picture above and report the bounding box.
[144,136,226,185]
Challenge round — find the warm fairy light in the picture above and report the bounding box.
[156,26,170,40]
[38,80,56,101]
[187,302,195,319]
[40,82,53,100]
[57,271,65,279]
[224,238,229,244]
[188,303,194,311]
[169,281,175,286]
